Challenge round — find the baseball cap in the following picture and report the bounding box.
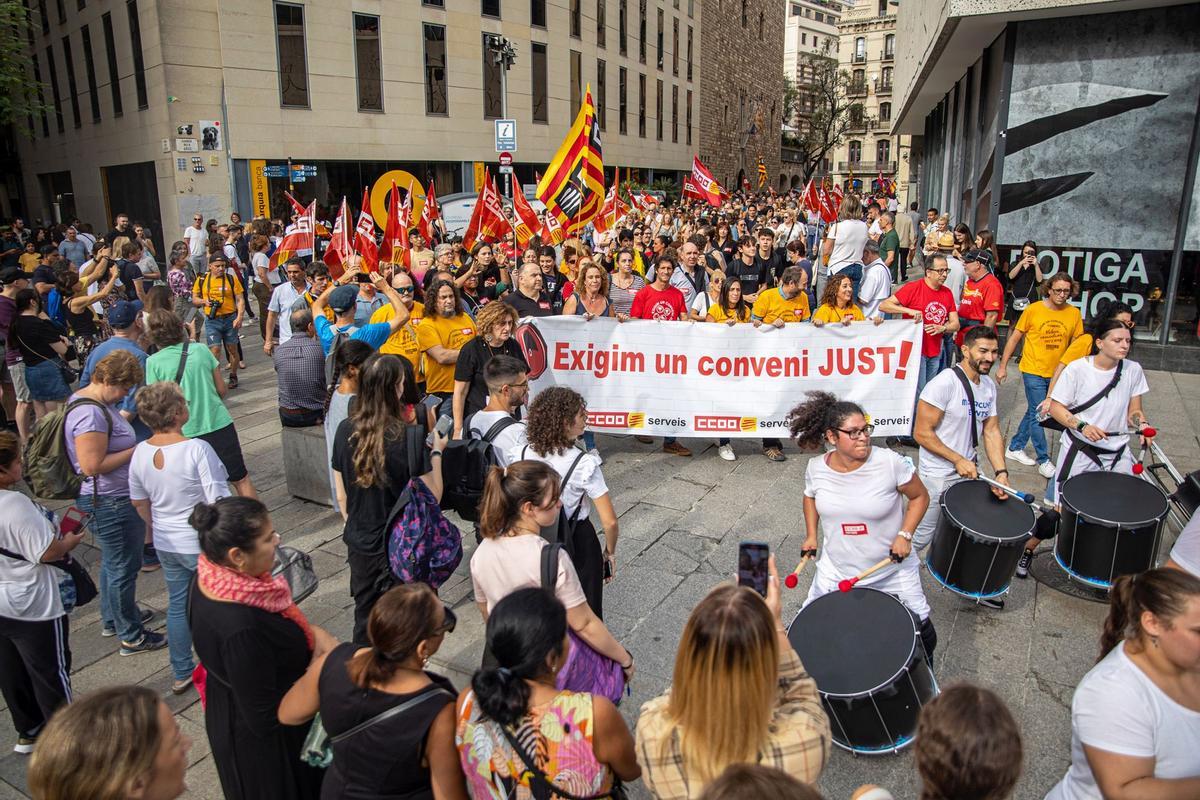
[963,249,994,269]
[108,300,144,329]
[207,253,228,266]
[0,267,33,285]
[328,284,360,313]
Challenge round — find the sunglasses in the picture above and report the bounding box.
[394,286,415,294]
[433,604,457,636]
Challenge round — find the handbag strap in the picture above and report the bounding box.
[329,685,453,745]
[540,542,561,591]
[950,365,979,453]
[498,722,616,800]
[1068,358,1123,416]
[174,341,190,384]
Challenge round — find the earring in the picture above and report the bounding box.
[1151,636,1159,648]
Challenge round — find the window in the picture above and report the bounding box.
[80,24,100,122]
[61,35,81,128]
[848,140,861,163]
[879,102,891,122]
[758,11,763,40]
[77,0,84,12]
[618,66,627,134]
[876,139,890,165]
[531,42,548,122]
[671,84,678,142]
[852,68,865,91]
[531,0,545,27]
[686,26,692,80]
[38,0,48,34]
[655,78,662,140]
[672,18,678,76]
[45,45,63,133]
[854,36,865,61]
[55,0,64,24]
[618,0,626,55]
[570,0,580,37]
[482,0,500,18]
[422,24,447,114]
[570,50,581,113]
[884,34,894,59]
[101,12,121,115]
[596,59,606,129]
[353,14,382,112]
[423,0,443,5]
[688,0,693,18]
[878,0,887,15]
[127,1,148,109]
[597,0,605,47]
[801,32,806,45]
[274,3,309,107]
[482,34,503,119]
[741,0,747,26]
[656,8,663,69]
[638,0,646,64]
[638,72,645,137]
[881,66,893,88]
[32,54,49,136]
[686,88,691,145]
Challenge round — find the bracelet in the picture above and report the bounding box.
[994,469,1009,477]
[621,650,634,670]
[430,450,443,458]
[897,530,914,542]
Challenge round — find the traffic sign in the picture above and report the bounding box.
[495,119,517,152]
[498,165,513,174]
[262,165,288,178]
[498,152,513,166]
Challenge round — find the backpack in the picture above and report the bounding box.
[385,426,463,588]
[324,325,358,385]
[522,446,587,560]
[23,398,110,500]
[440,413,518,522]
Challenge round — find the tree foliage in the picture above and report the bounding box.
[0,0,48,133]
[783,46,860,181]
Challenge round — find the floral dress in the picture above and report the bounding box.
[456,689,615,799]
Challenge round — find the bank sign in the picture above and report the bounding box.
[999,245,1170,318]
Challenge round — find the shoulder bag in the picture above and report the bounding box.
[1039,359,1123,432]
[301,684,454,768]
[499,718,625,800]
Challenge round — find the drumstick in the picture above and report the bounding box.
[838,557,895,593]
[1100,426,1157,437]
[784,554,814,589]
[977,474,1035,504]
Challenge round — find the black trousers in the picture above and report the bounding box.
[0,614,72,738]
[568,519,606,620]
[346,548,398,645]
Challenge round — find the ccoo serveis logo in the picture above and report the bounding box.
[587,411,646,429]
[694,415,758,432]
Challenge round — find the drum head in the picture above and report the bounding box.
[1061,472,1169,526]
[788,588,916,697]
[941,480,1035,541]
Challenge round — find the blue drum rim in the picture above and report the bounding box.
[832,733,916,755]
[923,558,1009,599]
[1053,549,1114,590]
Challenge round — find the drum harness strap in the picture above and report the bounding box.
[950,365,980,457]
[1056,361,1126,488]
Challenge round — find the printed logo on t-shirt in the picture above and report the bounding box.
[793,308,804,317]
[842,523,868,536]
[538,301,551,310]
[923,302,949,325]
[650,300,677,320]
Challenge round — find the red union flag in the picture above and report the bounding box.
[681,175,707,202]
[380,181,410,266]
[690,156,726,206]
[818,188,839,224]
[802,178,821,213]
[270,199,315,270]
[418,180,440,243]
[462,170,507,251]
[538,212,565,245]
[324,197,353,272]
[354,187,379,271]
[511,178,541,247]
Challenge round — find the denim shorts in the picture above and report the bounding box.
[205,313,239,347]
[24,359,71,402]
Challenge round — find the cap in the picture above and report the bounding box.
[328,284,360,313]
[0,267,33,285]
[207,253,228,266]
[108,300,143,329]
[963,249,993,269]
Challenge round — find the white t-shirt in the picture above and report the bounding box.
[251,251,278,285]
[222,243,241,270]
[1050,357,1149,453]
[0,491,64,621]
[268,282,308,343]
[1046,642,1200,800]
[470,534,587,613]
[858,259,892,319]
[128,439,231,554]
[690,290,716,318]
[512,445,608,520]
[804,447,915,583]
[468,410,527,467]
[943,256,966,305]
[868,219,883,238]
[777,221,805,247]
[137,249,160,280]
[918,367,997,479]
[825,219,869,274]
[183,225,207,257]
[1169,511,1200,578]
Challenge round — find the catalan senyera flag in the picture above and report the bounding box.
[380,181,410,266]
[511,178,541,247]
[537,85,604,234]
[757,158,768,188]
[324,197,353,272]
[354,187,379,271]
[269,200,315,270]
[690,157,726,207]
[462,170,507,252]
[418,180,440,243]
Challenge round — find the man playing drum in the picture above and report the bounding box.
[912,326,1014,606]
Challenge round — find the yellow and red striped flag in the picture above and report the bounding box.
[536,85,604,234]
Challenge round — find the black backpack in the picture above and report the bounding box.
[440,414,519,522]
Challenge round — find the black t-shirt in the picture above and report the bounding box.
[756,251,789,282]
[32,264,57,288]
[11,316,63,365]
[116,259,143,300]
[503,291,554,318]
[331,418,431,555]
[725,256,771,296]
[453,337,527,418]
[539,270,565,313]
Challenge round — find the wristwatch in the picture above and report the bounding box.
[897,530,914,542]
[1076,419,1088,432]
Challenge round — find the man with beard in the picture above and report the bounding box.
[912,325,1011,608]
[417,278,477,416]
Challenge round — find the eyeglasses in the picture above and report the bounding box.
[505,380,529,390]
[835,424,875,439]
[1049,287,1072,295]
[927,268,950,275]
[433,604,457,636]
[394,286,415,294]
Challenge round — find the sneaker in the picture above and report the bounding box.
[141,543,160,572]
[634,435,654,444]
[763,447,787,463]
[102,608,154,637]
[1006,448,1037,466]
[662,442,693,457]
[978,596,1006,610]
[1037,461,1056,479]
[171,676,194,695]
[1016,549,1033,579]
[119,631,168,656]
[13,736,36,754]
[718,444,736,461]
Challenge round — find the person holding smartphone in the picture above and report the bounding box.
[1004,240,1044,325]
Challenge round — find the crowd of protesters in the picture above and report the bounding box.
[0,187,1196,800]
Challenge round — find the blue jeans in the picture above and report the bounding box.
[582,431,596,451]
[157,550,198,680]
[917,353,943,398]
[78,494,145,643]
[1010,371,1051,464]
[204,313,238,347]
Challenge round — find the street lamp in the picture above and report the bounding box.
[485,35,518,198]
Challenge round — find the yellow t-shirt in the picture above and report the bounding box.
[301,291,335,322]
[372,301,425,374]
[1016,301,1084,377]
[751,287,811,323]
[705,304,750,323]
[19,253,40,272]
[192,272,244,316]
[415,312,476,393]
[811,303,865,325]
[1059,333,1093,366]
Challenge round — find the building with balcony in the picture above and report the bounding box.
[830,0,910,199]
[780,0,841,189]
[893,0,1200,368]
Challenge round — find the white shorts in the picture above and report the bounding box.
[9,361,30,403]
[804,555,931,620]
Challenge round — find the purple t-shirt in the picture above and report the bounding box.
[64,397,137,497]
[0,295,17,366]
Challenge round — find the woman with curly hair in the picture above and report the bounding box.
[811,273,872,327]
[332,353,449,642]
[512,386,620,617]
[451,300,526,438]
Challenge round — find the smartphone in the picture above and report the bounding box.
[737,540,770,597]
[59,506,91,536]
[355,273,370,283]
[434,414,453,438]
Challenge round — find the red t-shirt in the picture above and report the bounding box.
[956,273,1004,345]
[630,283,688,320]
[895,279,956,357]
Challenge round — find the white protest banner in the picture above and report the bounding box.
[512,317,923,438]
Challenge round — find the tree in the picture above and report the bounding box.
[0,0,48,132]
[787,46,859,181]
[782,75,799,129]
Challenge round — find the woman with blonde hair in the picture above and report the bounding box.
[27,685,191,800]
[688,268,724,321]
[562,260,614,319]
[451,300,526,437]
[636,567,830,798]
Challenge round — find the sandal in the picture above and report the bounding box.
[227,373,239,389]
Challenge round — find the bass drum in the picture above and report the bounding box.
[1170,470,1200,519]
[926,480,1034,599]
[1057,472,1169,589]
[788,587,938,754]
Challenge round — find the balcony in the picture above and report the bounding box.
[847,117,869,134]
[881,50,894,62]
[847,81,868,97]
[852,53,867,64]
[876,81,893,96]
[874,118,891,131]
[837,161,898,174]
